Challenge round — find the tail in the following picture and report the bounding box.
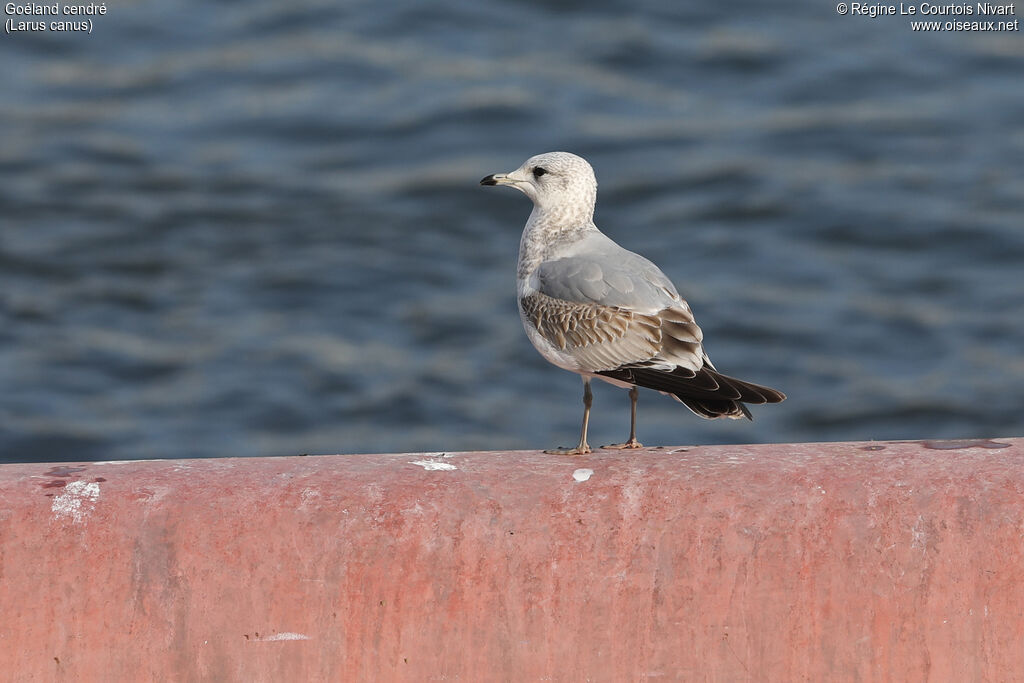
[597,365,785,421]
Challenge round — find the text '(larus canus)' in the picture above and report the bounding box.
[481,151,785,455]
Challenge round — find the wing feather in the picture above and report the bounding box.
[520,292,666,372]
[523,244,785,420]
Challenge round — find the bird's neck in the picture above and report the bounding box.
[517,205,597,281]
[525,200,595,236]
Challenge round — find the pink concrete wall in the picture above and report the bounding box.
[1,438,1022,680]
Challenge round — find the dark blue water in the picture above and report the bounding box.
[2,0,1022,462]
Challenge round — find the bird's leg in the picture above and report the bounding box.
[603,386,644,450]
[578,378,593,451]
[545,377,593,455]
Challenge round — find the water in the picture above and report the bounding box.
[2,0,1023,462]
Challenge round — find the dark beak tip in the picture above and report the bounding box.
[480,175,497,186]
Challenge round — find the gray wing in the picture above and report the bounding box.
[523,232,786,419]
[534,234,682,313]
[525,235,703,373]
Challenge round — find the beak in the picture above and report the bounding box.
[480,172,516,187]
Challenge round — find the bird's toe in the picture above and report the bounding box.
[543,445,593,456]
[602,439,644,450]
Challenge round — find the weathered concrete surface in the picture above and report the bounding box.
[1,438,1022,681]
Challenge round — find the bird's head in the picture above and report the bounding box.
[480,151,597,217]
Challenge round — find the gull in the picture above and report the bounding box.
[481,151,785,455]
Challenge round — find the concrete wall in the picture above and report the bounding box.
[1,438,1021,680]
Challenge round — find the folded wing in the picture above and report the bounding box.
[524,249,785,419]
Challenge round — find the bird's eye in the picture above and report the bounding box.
[532,167,547,178]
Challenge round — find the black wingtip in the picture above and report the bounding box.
[480,175,497,186]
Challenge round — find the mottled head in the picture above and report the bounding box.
[480,151,597,222]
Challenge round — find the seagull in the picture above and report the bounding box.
[481,151,785,455]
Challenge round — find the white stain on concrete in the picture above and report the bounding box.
[410,460,458,471]
[910,514,928,550]
[573,468,594,483]
[256,632,310,641]
[52,481,100,523]
[299,488,322,507]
